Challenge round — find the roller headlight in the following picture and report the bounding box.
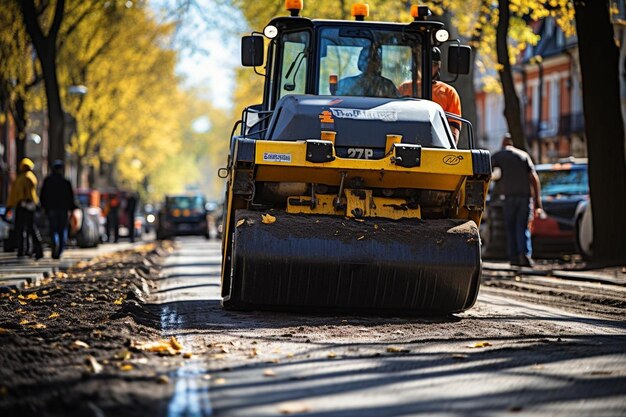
[435,29,449,43]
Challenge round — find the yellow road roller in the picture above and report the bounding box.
[220,2,491,315]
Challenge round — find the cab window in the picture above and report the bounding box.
[278,31,310,99]
[318,27,422,98]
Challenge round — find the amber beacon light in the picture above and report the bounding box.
[329,74,338,95]
[351,3,369,21]
[411,4,432,20]
[286,0,303,16]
